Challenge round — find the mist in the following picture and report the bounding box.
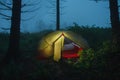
[0,0,117,32]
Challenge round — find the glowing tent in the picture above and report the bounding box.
[38,31,89,62]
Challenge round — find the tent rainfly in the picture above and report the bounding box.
[38,31,89,62]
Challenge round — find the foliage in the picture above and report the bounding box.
[66,23,112,50]
[75,49,95,68]
[0,26,119,80]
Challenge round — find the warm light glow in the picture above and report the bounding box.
[38,31,89,61]
[54,35,64,61]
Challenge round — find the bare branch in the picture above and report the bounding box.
[2,17,11,20]
[0,12,11,18]
[47,0,56,6]
[50,12,56,14]
[0,1,12,9]
[22,1,41,8]
[2,0,12,5]
[0,27,10,30]
[60,6,67,9]
[0,8,11,10]
[0,0,41,21]
[90,0,109,2]
[46,5,56,9]
[61,0,67,2]
[21,15,36,21]
[21,6,41,13]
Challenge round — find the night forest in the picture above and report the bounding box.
[0,0,120,80]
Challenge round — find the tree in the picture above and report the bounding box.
[93,0,120,52]
[7,0,21,61]
[109,0,120,52]
[0,1,41,79]
[0,0,41,59]
[0,0,41,20]
[0,0,41,65]
[0,0,21,69]
[56,0,60,30]
[92,1,120,79]
[0,0,21,79]
[47,0,66,30]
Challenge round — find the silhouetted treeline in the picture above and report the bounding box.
[66,24,112,50]
[0,26,112,52]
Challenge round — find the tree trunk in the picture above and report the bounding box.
[8,0,21,61]
[0,0,21,79]
[1,0,21,67]
[56,0,60,30]
[109,0,120,52]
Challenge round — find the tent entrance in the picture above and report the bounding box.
[53,35,64,62]
[62,38,81,59]
[53,35,81,61]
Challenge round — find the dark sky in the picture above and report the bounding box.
[0,0,119,32]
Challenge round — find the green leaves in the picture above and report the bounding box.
[75,49,95,68]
